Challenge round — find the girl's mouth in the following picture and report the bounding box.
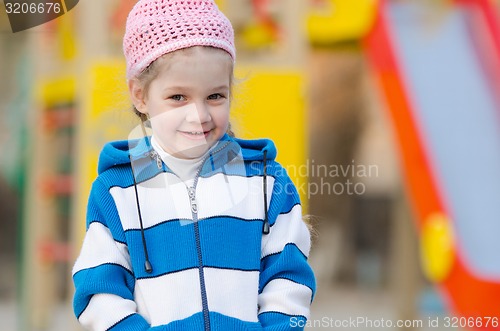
[179,130,211,140]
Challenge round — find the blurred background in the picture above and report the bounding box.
[1,0,500,330]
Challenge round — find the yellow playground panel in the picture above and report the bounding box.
[307,0,377,44]
[232,66,308,196]
[73,60,135,241]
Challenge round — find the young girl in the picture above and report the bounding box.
[72,1,315,330]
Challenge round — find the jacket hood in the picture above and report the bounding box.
[97,134,277,175]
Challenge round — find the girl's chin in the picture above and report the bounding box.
[172,142,213,160]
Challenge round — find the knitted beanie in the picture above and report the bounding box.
[123,0,235,79]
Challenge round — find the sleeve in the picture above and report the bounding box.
[72,180,150,331]
[258,170,316,331]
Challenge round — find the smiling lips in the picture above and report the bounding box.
[179,130,211,140]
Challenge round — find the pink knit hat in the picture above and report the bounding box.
[123,0,235,79]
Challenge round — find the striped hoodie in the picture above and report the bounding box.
[72,134,316,331]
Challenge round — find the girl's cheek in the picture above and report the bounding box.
[150,115,170,131]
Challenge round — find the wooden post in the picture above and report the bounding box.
[389,185,422,330]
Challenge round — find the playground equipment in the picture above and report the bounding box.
[365,0,500,326]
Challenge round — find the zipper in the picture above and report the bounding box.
[188,187,198,214]
[186,141,230,331]
[148,150,163,169]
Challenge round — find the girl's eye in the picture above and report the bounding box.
[170,95,186,101]
[208,93,225,100]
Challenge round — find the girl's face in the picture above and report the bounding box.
[130,47,232,159]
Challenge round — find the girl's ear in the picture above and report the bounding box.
[129,79,147,114]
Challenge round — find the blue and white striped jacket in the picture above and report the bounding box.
[72,134,316,331]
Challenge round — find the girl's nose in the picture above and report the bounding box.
[186,102,211,123]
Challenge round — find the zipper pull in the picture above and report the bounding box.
[188,187,198,214]
[149,150,162,169]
